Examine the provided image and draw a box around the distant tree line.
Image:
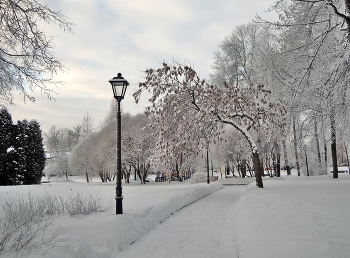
[43,112,95,181]
[44,104,155,184]
[0,108,45,185]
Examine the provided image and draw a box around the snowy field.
[1,170,350,257]
[0,177,223,258]
[235,173,350,258]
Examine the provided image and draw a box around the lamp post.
[109,73,129,215]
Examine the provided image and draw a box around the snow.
[116,185,246,258]
[6,147,15,153]
[235,174,350,258]
[0,179,223,257]
[1,171,350,257]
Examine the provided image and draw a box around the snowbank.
[0,181,223,257]
[4,172,350,258]
[235,175,350,258]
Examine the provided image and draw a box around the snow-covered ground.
[117,185,246,258]
[0,177,223,258]
[235,173,350,258]
[1,170,350,258]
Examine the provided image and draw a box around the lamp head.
[109,73,129,101]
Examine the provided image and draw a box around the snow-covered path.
[117,185,246,258]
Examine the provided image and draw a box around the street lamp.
[109,73,129,215]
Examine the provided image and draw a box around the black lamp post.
[109,73,129,215]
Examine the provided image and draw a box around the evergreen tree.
[0,109,45,185]
[0,108,14,185]
[25,120,46,184]
[15,119,29,184]
[15,119,45,184]
[6,124,18,185]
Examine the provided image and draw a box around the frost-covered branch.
[135,62,286,187]
[0,0,74,105]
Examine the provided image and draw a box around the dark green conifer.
[24,120,46,184]
[0,108,15,185]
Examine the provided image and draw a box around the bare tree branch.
[0,0,74,105]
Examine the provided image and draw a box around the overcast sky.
[8,0,277,133]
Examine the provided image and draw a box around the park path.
[117,185,246,258]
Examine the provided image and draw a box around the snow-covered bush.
[61,192,113,216]
[0,192,113,255]
[0,194,57,256]
[189,172,207,184]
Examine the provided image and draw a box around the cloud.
[9,0,278,133]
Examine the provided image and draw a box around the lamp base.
[115,196,123,215]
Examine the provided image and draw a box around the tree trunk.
[253,152,263,188]
[236,160,242,177]
[314,116,322,167]
[246,161,253,177]
[330,107,338,178]
[123,165,131,184]
[124,173,130,184]
[345,144,350,173]
[293,115,301,176]
[238,160,246,178]
[219,117,264,186]
[282,140,291,175]
[275,142,281,177]
[304,147,309,176]
[99,173,106,182]
[206,149,210,184]
[322,116,328,169]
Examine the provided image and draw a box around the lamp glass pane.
[109,75,129,99]
[113,84,124,97]
[121,85,127,97]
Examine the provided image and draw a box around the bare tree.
[44,126,60,157]
[121,113,154,184]
[134,62,287,188]
[292,0,350,39]
[0,0,73,105]
[211,23,267,87]
[257,0,350,176]
[80,112,95,139]
[69,124,115,183]
[44,127,73,179]
[215,129,252,178]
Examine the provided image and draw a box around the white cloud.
[8,0,277,132]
